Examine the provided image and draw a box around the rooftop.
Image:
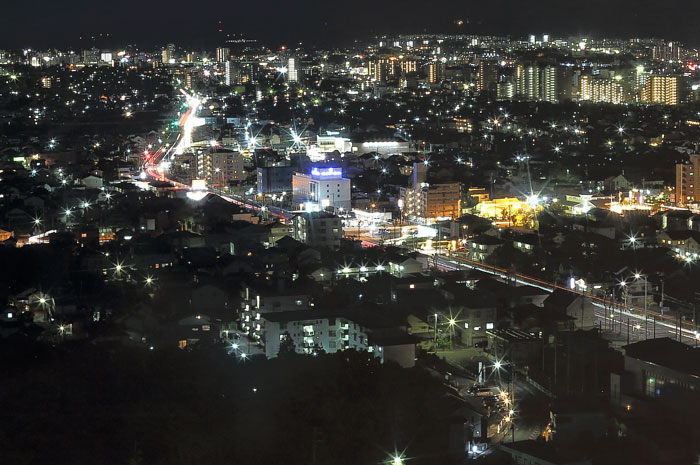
[623,337,700,377]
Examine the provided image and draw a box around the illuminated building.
[292,168,351,212]
[197,151,245,187]
[161,44,175,64]
[476,197,525,219]
[516,64,569,103]
[634,66,650,93]
[399,59,417,74]
[216,47,230,63]
[427,61,445,83]
[675,154,700,205]
[400,182,462,221]
[287,57,298,82]
[368,58,390,82]
[40,76,51,89]
[652,42,682,61]
[260,310,415,366]
[454,118,473,133]
[579,75,625,104]
[516,64,540,101]
[478,60,499,93]
[225,61,240,86]
[496,81,515,101]
[641,75,680,105]
[292,212,343,249]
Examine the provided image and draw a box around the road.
[429,252,699,345]
[142,90,293,220]
[144,90,699,347]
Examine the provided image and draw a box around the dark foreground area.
[1,340,454,465]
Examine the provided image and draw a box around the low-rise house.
[468,234,504,262]
[657,230,700,259]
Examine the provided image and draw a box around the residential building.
[427,61,445,83]
[641,75,680,105]
[260,310,417,367]
[216,47,230,63]
[468,235,504,262]
[579,75,625,104]
[400,166,461,222]
[225,61,240,86]
[293,212,343,249]
[675,154,700,205]
[478,60,499,93]
[239,282,310,341]
[197,150,245,187]
[287,56,298,82]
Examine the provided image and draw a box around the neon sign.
[311,167,342,177]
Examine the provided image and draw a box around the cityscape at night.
[2,4,700,464]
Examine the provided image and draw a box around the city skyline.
[2,0,700,48]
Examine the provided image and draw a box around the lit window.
[464,322,469,329]
[486,323,494,330]
[178,340,187,349]
[202,325,210,331]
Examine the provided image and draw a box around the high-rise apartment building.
[225,61,240,86]
[478,60,499,93]
[496,81,515,100]
[216,47,230,63]
[161,44,175,64]
[541,66,558,103]
[427,61,446,84]
[579,75,625,104]
[675,154,700,205]
[516,64,541,100]
[515,64,570,103]
[641,76,680,105]
[287,57,298,82]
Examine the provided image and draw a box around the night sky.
[2,0,698,49]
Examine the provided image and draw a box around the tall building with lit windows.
[516,64,540,100]
[287,57,298,82]
[478,59,499,93]
[641,75,680,105]
[399,59,417,74]
[427,61,445,83]
[368,58,391,82]
[515,63,570,103]
[579,75,625,104]
[216,47,230,63]
[225,61,240,86]
[675,154,700,205]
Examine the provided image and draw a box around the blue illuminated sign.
[311,167,342,177]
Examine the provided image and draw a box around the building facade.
[293,212,343,249]
[291,167,351,212]
[675,154,700,205]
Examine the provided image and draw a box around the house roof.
[544,289,579,310]
[623,337,700,377]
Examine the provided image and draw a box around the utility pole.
[644,277,648,340]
